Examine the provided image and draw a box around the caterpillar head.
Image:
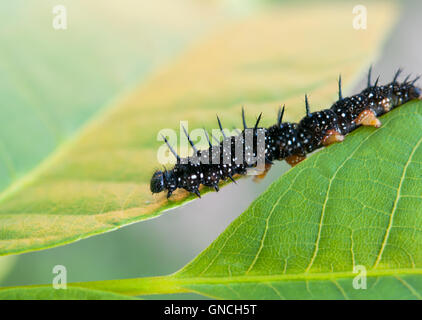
[389,82,422,106]
[150,170,165,193]
[408,85,422,100]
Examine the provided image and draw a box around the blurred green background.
[1,0,421,299]
[0,0,247,193]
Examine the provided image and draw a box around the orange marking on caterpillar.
[253,163,273,182]
[322,129,345,146]
[285,155,306,167]
[353,109,382,128]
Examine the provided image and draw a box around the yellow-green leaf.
[0,1,398,256]
[0,0,232,193]
[0,287,139,300]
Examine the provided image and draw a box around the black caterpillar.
[150,68,421,198]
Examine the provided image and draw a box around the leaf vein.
[373,135,422,268]
[305,123,387,272]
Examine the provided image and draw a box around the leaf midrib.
[2,268,422,297]
[173,267,422,284]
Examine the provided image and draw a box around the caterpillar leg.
[285,155,306,167]
[353,109,381,128]
[322,129,345,146]
[253,163,272,182]
[192,189,201,198]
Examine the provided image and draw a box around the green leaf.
[166,100,422,299]
[0,287,139,300]
[0,1,398,256]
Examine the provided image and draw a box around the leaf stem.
[71,276,187,296]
